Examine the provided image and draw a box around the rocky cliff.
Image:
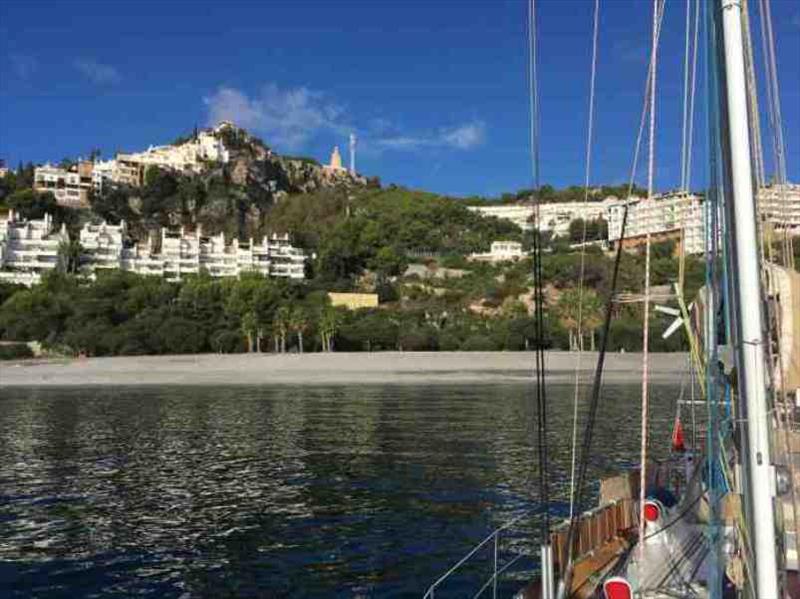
[94,124,370,242]
[214,124,367,197]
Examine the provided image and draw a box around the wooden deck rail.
[550,498,637,571]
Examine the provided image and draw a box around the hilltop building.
[33,161,95,207]
[34,122,235,201]
[91,159,117,194]
[0,212,68,286]
[758,183,800,233]
[472,185,799,257]
[0,159,8,178]
[325,146,346,172]
[0,214,308,286]
[606,192,706,254]
[109,121,233,187]
[468,200,614,237]
[469,240,525,263]
[469,205,536,232]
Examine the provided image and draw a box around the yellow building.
[328,292,379,310]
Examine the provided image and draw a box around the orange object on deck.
[671,416,686,452]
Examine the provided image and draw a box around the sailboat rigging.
[423,0,800,597]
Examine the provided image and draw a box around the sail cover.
[767,264,800,394]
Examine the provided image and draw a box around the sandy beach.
[0,351,689,387]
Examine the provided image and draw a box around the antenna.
[349,133,356,175]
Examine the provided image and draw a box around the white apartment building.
[146,227,306,281]
[758,183,800,233]
[112,122,233,187]
[32,122,235,197]
[0,212,68,285]
[80,220,127,270]
[91,160,117,194]
[469,240,525,263]
[607,192,706,254]
[469,205,535,231]
[0,215,308,286]
[33,161,94,207]
[469,200,612,237]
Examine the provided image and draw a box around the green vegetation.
[0,232,698,355]
[0,154,720,356]
[88,164,275,242]
[568,217,608,243]
[0,343,33,360]
[267,187,522,286]
[0,162,36,209]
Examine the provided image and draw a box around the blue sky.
[1,0,798,198]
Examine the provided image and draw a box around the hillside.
[0,124,372,244]
[87,125,371,242]
[0,124,750,357]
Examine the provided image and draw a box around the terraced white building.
[0,215,307,286]
[0,212,68,285]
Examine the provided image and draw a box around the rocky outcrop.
[216,124,367,198]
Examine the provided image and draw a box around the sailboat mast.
[719,0,778,595]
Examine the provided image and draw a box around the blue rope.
[704,1,726,596]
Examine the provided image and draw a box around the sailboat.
[423,0,800,597]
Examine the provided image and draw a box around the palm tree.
[318,306,342,352]
[582,290,604,351]
[276,305,291,353]
[556,287,603,351]
[556,289,580,351]
[289,307,309,353]
[57,240,83,275]
[241,310,257,353]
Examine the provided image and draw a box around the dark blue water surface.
[0,383,678,598]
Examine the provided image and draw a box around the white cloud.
[73,59,122,85]
[10,54,37,79]
[376,121,486,151]
[204,83,485,154]
[204,84,349,150]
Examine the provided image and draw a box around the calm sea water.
[0,383,680,598]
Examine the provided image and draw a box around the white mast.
[720,0,778,596]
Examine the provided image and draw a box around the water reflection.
[0,383,678,597]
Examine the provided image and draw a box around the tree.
[568,218,587,243]
[650,239,676,259]
[398,325,439,351]
[581,290,604,350]
[141,167,180,222]
[90,186,136,224]
[288,306,309,353]
[369,246,407,278]
[14,162,35,190]
[555,287,603,351]
[158,317,206,354]
[318,306,343,352]
[57,240,83,275]
[7,189,58,220]
[276,305,291,353]
[241,310,257,353]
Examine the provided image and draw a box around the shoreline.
[0,351,690,387]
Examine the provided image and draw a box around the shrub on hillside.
[0,343,34,360]
[461,335,498,351]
